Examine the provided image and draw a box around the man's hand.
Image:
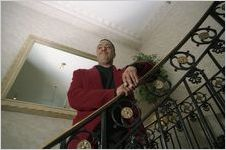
[116,84,134,96]
[122,66,139,88]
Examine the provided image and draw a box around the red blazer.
[67,63,153,148]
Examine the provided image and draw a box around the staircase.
[43,1,225,149]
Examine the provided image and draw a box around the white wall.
[141,1,213,58]
[1,111,72,149]
[1,1,138,80]
[1,2,138,149]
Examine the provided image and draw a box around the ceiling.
[17,1,169,49]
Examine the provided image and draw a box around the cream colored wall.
[1,2,138,149]
[140,1,224,102]
[1,2,137,80]
[1,111,72,149]
[141,1,213,58]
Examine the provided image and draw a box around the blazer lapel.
[89,66,103,89]
[113,66,123,88]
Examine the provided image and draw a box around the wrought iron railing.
[43,1,224,149]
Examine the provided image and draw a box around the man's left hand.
[122,66,139,88]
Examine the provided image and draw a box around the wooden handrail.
[42,93,123,148]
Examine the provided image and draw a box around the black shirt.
[95,65,127,147]
[95,65,115,89]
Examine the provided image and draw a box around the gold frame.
[1,34,97,119]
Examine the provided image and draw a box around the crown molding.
[15,1,141,49]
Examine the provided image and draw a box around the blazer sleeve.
[67,70,116,111]
[127,61,155,77]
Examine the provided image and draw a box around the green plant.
[133,52,169,103]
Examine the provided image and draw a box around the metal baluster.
[100,111,107,148]
[155,110,168,148]
[173,127,182,148]
[172,100,194,148]
[207,50,224,75]
[195,114,213,148]
[186,117,200,148]
[184,80,217,148]
[204,103,225,132]
[169,132,175,148]
[201,71,225,111]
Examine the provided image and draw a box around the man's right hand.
[116,84,134,96]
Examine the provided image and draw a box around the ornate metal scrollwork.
[146,129,155,141]
[170,51,195,71]
[214,2,225,17]
[191,26,218,46]
[186,68,203,84]
[211,77,225,91]
[159,98,175,115]
[145,76,172,97]
[154,116,169,132]
[163,131,171,142]
[194,92,207,104]
[180,102,195,114]
[167,110,180,124]
[201,102,210,111]
[175,121,183,132]
[68,130,96,149]
[124,136,143,149]
[77,139,92,149]
[111,98,141,128]
[191,26,217,46]
[189,112,198,122]
[211,39,225,54]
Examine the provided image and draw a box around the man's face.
[96,40,115,66]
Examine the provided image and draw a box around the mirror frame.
[2,34,97,119]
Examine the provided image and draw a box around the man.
[67,39,154,148]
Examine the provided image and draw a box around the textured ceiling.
[42,1,166,39]
[17,1,169,49]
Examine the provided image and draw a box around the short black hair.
[99,39,115,51]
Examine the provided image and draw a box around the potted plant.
[133,52,171,103]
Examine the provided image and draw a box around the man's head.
[96,39,116,67]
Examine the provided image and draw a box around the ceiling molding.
[16,1,142,49]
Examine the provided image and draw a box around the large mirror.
[2,35,97,118]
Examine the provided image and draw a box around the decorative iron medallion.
[194,92,207,104]
[191,26,217,46]
[77,139,92,149]
[153,79,164,89]
[167,111,179,124]
[146,77,172,97]
[211,77,225,89]
[154,116,169,132]
[111,99,140,128]
[121,107,134,119]
[170,51,195,71]
[180,102,194,114]
[177,56,188,64]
